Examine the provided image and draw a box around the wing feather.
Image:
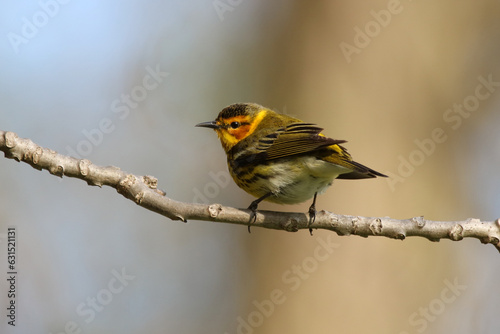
[230,121,387,179]
[255,122,346,160]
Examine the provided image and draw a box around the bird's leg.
[308,192,318,235]
[247,193,272,233]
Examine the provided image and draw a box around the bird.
[196,103,387,232]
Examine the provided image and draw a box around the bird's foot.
[308,193,318,236]
[247,200,259,233]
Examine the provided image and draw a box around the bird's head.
[196,103,269,152]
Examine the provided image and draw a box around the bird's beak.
[195,121,220,129]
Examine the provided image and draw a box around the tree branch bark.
[1,130,499,252]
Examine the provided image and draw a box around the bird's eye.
[230,122,240,129]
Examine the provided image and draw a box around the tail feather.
[336,160,387,179]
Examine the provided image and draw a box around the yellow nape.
[244,109,267,139]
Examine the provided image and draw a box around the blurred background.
[1,1,500,333]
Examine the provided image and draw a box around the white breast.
[255,156,351,204]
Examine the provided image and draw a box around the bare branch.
[1,130,499,252]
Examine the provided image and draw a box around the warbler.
[196,103,386,231]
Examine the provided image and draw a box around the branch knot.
[208,204,222,218]
[449,224,464,241]
[369,218,383,235]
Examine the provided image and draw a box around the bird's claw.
[308,203,317,236]
[247,202,258,233]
